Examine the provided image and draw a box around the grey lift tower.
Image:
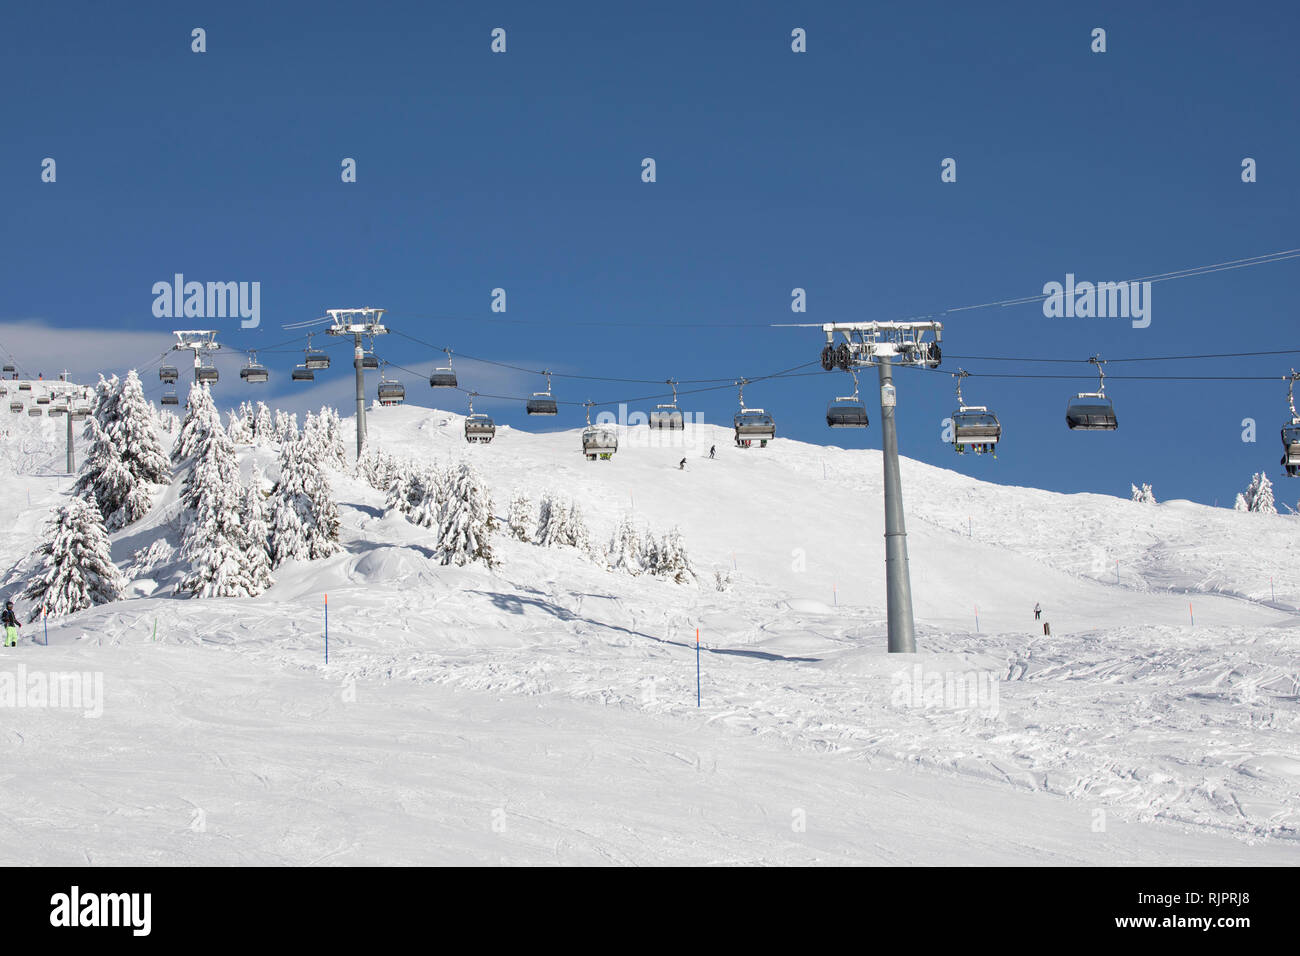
[819,321,943,652]
[325,308,388,457]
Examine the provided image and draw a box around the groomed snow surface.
[2,407,1298,865]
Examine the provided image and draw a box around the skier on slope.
[709,445,716,459]
[2,600,21,647]
[1034,602,1042,621]
[679,457,687,470]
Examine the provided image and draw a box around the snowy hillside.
[1,403,1298,865]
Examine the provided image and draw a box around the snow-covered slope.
[1,404,1297,865]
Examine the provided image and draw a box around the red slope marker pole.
[324,593,329,664]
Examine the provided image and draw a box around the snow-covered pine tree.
[22,497,124,615]
[435,461,496,566]
[171,382,221,464]
[73,417,134,526]
[90,374,121,432]
[274,409,298,444]
[406,466,445,529]
[653,528,695,584]
[385,468,414,516]
[112,370,171,487]
[567,501,592,554]
[357,447,398,491]
[640,531,661,575]
[269,435,340,565]
[301,411,325,465]
[241,463,275,593]
[158,408,179,435]
[1234,493,1249,512]
[535,493,570,547]
[321,406,347,468]
[1246,472,1277,514]
[179,421,266,598]
[606,513,643,574]
[227,408,254,445]
[1130,483,1156,504]
[252,402,274,446]
[507,491,534,542]
[304,452,342,560]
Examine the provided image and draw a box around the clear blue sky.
[2,1,1297,506]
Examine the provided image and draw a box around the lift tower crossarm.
[324,308,389,458]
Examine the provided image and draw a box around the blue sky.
[2,0,1297,506]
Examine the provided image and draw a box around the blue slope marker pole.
[324,593,329,664]
[696,628,701,707]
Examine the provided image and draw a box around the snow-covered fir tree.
[1243,472,1277,514]
[567,501,592,554]
[507,491,534,542]
[1130,483,1156,504]
[535,494,570,547]
[241,463,275,593]
[227,406,254,445]
[171,382,221,464]
[435,461,496,567]
[275,409,298,444]
[73,417,151,531]
[113,371,170,487]
[90,373,121,431]
[320,406,347,468]
[252,402,274,446]
[179,411,268,598]
[22,497,124,615]
[269,435,341,566]
[606,513,643,574]
[1234,493,1249,512]
[640,531,661,575]
[406,467,445,529]
[652,528,695,584]
[357,447,399,491]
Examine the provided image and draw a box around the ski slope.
[1,406,1298,865]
